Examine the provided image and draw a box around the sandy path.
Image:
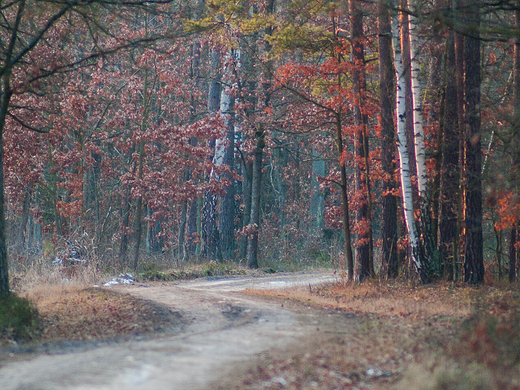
[0,272,347,390]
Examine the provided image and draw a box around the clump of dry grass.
[1,263,180,348]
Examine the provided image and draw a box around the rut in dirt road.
[0,272,347,390]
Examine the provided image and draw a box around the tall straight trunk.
[438,29,460,280]
[246,125,264,269]
[379,0,398,278]
[393,14,429,283]
[246,0,275,268]
[19,184,32,251]
[202,49,221,260]
[186,23,203,258]
[400,1,417,202]
[350,0,372,282]
[462,0,484,284]
[0,77,11,297]
[310,148,325,230]
[119,181,131,265]
[218,50,238,261]
[239,161,252,259]
[178,193,188,260]
[133,67,150,271]
[509,4,520,283]
[407,0,426,196]
[335,113,355,280]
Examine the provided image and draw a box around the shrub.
[0,293,41,342]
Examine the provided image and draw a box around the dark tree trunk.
[510,4,520,283]
[19,184,33,252]
[218,107,236,261]
[246,126,264,269]
[379,0,398,279]
[510,228,517,283]
[239,161,252,260]
[462,0,484,284]
[201,49,221,260]
[178,200,188,260]
[119,183,131,266]
[351,0,372,282]
[438,29,460,280]
[0,83,10,297]
[336,113,355,280]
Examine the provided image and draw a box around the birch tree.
[392,11,429,283]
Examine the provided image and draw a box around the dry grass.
[2,263,182,350]
[229,279,520,390]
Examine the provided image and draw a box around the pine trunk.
[438,29,460,280]
[246,126,264,269]
[462,0,484,284]
[350,0,372,282]
[379,0,398,278]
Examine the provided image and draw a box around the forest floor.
[1,270,519,389]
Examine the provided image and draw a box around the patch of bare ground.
[213,279,520,390]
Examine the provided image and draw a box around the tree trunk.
[218,50,237,261]
[239,160,252,260]
[178,199,188,260]
[438,28,460,280]
[393,13,429,283]
[510,4,520,283]
[0,78,11,297]
[133,65,150,271]
[462,0,484,284]
[310,149,325,231]
[246,125,264,269]
[350,0,372,282]
[335,113,355,280]
[379,0,398,279]
[202,49,221,260]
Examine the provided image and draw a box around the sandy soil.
[0,271,359,390]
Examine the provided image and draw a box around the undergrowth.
[0,293,40,344]
[138,261,248,281]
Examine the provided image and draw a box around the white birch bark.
[211,49,240,174]
[408,0,427,196]
[392,15,424,277]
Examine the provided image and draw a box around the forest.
[0,0,519,297]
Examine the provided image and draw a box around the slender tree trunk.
[438,28,460,280]
[509,3,520,283]
[336,113,355,280]
[510,227,517,282]
[239,160,252,260]
[310,148,325,231]
[462,0,484,284]
[246,125,264,269]
[19,184,32,252]
[379,0,398,279]
[133,67,150,271]
[350,0,372,282]
[246,0,274,268]
[0,79,11,297]
[202,49,221,260]
[218,50,238,261]
[393,14,429,283]
[178,198,188,260]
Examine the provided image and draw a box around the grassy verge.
[228,279,520,390]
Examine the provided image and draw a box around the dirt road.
[0,271,357,390]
